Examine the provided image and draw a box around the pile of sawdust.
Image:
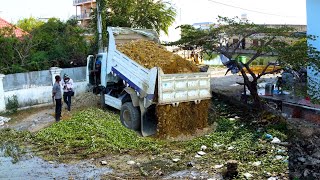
[117,40,199,74]
[72,92,100,109]
[156,100,210,138]
[118,40,210,138]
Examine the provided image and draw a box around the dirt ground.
[209,67,278,98]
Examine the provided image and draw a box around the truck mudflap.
[139,101,157,137]
[157,69,212,106]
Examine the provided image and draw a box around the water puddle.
[163,169,223,179]
[0,147,112,179]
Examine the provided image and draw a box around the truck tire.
[120,102,140,130]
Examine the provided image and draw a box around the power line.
[207,0,302,18]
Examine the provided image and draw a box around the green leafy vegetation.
[34,108,163,159]
[6,95,19,114]
[0,18,89,74]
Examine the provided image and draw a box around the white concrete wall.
[0,67,89,112]
[3,82,88,108]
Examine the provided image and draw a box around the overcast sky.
[0,0,307,41]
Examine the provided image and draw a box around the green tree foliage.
[16,17,44,32]
[90,0,176,53]
[172,16,319,108]
[101,0,176,34]
[0,18,89,74]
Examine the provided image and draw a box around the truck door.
[87,55,95,85]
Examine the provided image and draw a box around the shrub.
[6,95,19,114]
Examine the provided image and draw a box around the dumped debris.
[0,116,11,126]
[118,40,210,138]
[156,100,210,138]
[117,40,199,74]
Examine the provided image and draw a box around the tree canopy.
[16,17,44,32]
[173,16,320,107]
[0,18,89,74]
[98,0,176,34]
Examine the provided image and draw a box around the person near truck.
[61,74,74,111]
[52,75,62,122]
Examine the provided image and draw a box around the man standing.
[52,75,62,122]
[62,74,74,111]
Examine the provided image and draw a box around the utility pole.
[96,0,103,53]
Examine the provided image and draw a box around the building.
[307,0,320,100]
[0,17,28,38]
[192,22,214,30]
[73,0,96,27]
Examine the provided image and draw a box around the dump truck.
[86,27,211,136]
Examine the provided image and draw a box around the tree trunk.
[246,80,262,109]
[238,65,263,109]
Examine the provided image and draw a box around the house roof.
[0,17,28,37]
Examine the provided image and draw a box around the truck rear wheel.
[120,102,140,130]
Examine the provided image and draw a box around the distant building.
[192,22,214,30]
[0,17,28,38]
[306,0,320,100]
[228,24,306,49]
[73,0,96,27]
[241,14,248,21]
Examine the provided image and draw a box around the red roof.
[0,17,28,37]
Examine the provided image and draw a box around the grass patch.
[33,108,163,160]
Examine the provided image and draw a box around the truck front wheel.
[120,102,140,130]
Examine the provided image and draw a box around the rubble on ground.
[0,116,11,126]
[288,118,320,179]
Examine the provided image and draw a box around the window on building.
[252,39,259,47]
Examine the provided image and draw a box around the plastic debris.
[127,160,135,165]
[100,160,108,165]
[214,164,224,169]
[213,143,223,148]
[227,146,234,150]
[268,177,278,180]
[265,134,273,139]
[275,155,283,160]
[252,161,261,166]
[172,158,180,162]
[201,145,207,151]
[277,149,286,153]
[271,137,281,144]
[243,172,253,179]
[229,117,236,121]
[197,151,206,156]
[298,157,306,163]
[195,154,202,158]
